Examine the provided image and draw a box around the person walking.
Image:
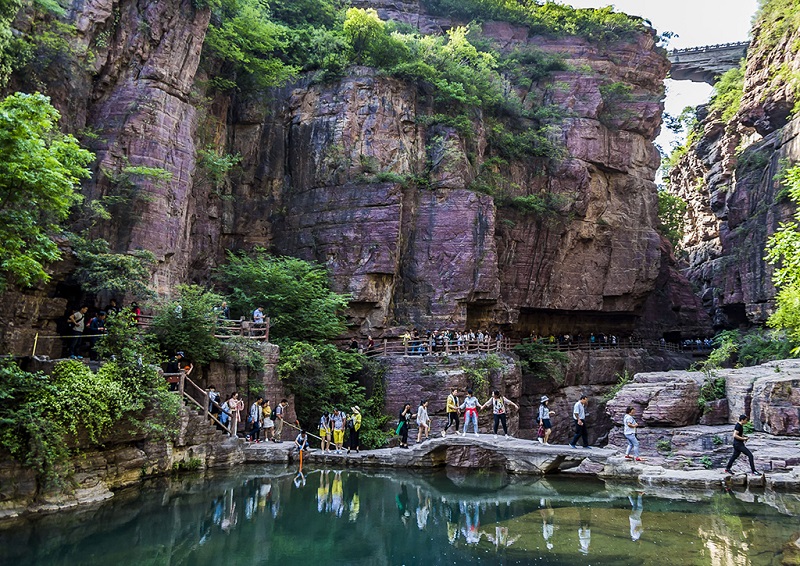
[319,411,331,453]
[347,406,362,454]
[67,305,88,358]
[482,390,518,439]
[623,406,643,461]
[416,400,431,443]
[273,399,288,442]
[569,395,591,449]
[460,389,481,436]
[442,387,461,437]
[537,396,555,445]
[724,414,759,475]
[397,404,415,448]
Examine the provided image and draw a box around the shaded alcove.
[513,308,640,338]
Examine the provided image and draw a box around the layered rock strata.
[668,7,800,327]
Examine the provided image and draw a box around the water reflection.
[1,466,799,565]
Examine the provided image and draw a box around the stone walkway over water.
[246,435,617,474]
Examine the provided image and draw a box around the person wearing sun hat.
[347,405,362,454]
[537,395,555,445]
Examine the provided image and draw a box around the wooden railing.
[165,371,239,437]
[137,315,269,341]
[359,337,693,358]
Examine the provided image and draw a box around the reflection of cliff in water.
[1,467,798,565]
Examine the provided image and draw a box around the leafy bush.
[0,313,180,480]
[656,438,672,453]
[700,455,713,469]
[512,342,569,383]
[709,61,745,123]
[657,190,688,250]
[698,376,726,413]
[459,354,507,399]
[203,0,298,90]
[70,235,156,299]
[602,369,633,402]
[419,0,645,42]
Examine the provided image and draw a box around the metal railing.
[669,41,749,55]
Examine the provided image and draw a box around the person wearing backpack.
[331,408,345,453]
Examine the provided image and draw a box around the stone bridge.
[247,435,617,475]
[668,42,749,84]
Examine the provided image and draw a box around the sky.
[564,0,759,152]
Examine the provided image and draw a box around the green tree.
[70,235,156,299]
[0,92,94,289]
[217,249,349,343]
[342,7,408,67]
[657,190,688,250]
[148,284,223,365]
[204,0,298,90]
[766,165,800,352]
[0,0,21,86]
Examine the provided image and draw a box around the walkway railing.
[359,337,694,358]
[165,370,239,437]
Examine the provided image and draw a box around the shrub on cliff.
[766,165,800,353]
[420,0,645,42]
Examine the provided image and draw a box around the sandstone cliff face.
[669,9,800,328]
[208,15,701,340]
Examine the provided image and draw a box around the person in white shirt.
[623,406,642,461]
[481,390,518,439]
[416,400,431,443]
[569,395,591,449]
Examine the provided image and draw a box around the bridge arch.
[668,41,749,84]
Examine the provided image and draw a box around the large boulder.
[605,371,702,427]
[751,374,800,436]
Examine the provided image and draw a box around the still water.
[2,465,799,565]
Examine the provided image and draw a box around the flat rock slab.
[244,435,616,475]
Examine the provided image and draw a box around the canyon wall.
[0,0,713,358]
[669,5,800,328]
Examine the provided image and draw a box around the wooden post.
[31,332,39,357]
[204,390,209,421]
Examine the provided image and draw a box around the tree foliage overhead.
[0,93,93,290]
[657,190,688,251]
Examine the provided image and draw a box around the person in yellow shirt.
[347,406,362,454]
[442,387,461,437]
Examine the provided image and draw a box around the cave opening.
[721,303,749,328]
[512,308,639,339]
